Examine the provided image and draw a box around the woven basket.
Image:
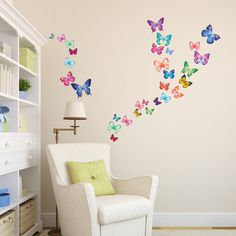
[0,210,15,236]
[19,199,35,235]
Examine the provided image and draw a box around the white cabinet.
[0,0,46,235]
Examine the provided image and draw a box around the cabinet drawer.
[0,153,18,173]
[0,136,19,152]
[18,152,37,169]
[18,136,37,151]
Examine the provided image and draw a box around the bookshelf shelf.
[19,99,38,107]
[19,64,38,78]
[0,52,18,67]
[0,91,18,101]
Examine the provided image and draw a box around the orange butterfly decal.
[159,81,170,91]
[153,57,169,72]
[171,85,184,98]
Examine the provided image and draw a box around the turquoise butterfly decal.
[156,33,172,46]
[163,69,175,79]
[160,92,171,103]
[64,57,75,68]
[65,40,75,48]
[108,121,121,133]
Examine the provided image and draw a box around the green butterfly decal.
[49,33,55,39]
[145,107,155,115]
[108,121,121,133]
[65,40,75,48]
[181,61,198,77]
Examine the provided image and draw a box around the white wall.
[14,0,236,226]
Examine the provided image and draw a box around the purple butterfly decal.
[151,43,164,55]
[194,51,210,65]
[147,17,164,33]
[153,97,162,106]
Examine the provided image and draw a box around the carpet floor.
[39,229,236,236]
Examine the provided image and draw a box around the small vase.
[19,91,27,100]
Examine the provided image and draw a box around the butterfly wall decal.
[65,40,75,48]
[159,81,170,91]
[194,51,210,65]
[64,57,75,68]
[172,85,184,98]
[179,74,192,88]
[122,115,133,126]
[151,44,164,55]
[189,41,200,50]
[153,97,162,106]
[60,71,75,86]
[133,108,142,117]
[181,61,198,77]
[201,24,220,44]
[57,34,66,43]
[69,48,78,55]
[49,33,55,39]
[142,99,149,106]
[110,134,118,142]
[163,69,175,79]
[108,121,121,133]
[160,92,171,103]
[135,99,149,110]
[147,17,164,32]
[156,33,172,46]
[154,58,169,72]
[166,47,174,55]
[145,107,154,115]
[113,114,121,122]
[71,79,92,98]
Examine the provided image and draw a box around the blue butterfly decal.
[0,106,9,114]
[156,33,172,46]
[113,114,121,122]
[160,92,171,103]
[71,79,92,98]
[64,57,75,68]
[201,24,220,44]
[163,69,175,79]
[166,47,174,55]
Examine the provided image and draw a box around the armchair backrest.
[46,143,111,186]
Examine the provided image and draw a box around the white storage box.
[0,210,15,236]
[0,42,11,58]
[19,198,35,235]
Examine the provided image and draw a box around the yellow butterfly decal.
[179,74,193,88]
[133,108,142,117]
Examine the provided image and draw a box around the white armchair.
[46,143,158,236]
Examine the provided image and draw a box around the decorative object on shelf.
[19,113,27,132]
[0,64,12,95]
[19,78,31,100]
[0,41,11,57]
[0,188,10,207]
[20,47,36,72]
[0,105,9,132]
[48,101,87,236]
[19,175,23,198]
[0,210,15,235]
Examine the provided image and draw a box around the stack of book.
[0,41,11,58]
[0,64,12,95]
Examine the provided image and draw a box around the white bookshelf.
[0,0,46,235]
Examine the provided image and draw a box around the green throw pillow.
[66,160,115,196]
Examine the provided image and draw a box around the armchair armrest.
[55,183,100,236]
[111,175,158,202]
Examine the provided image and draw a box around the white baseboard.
[153,213,236,227]
[41,212,236,228]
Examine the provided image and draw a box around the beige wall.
[14,0,236,215]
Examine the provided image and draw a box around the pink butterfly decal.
[171,85,184,98]
[69,48,78,55]
[142,99,149,106]
[154,58,169,72]
[135,101,144,110]
[110,134,118,142]
[57,34,66,43]
[194,51,210,65]
[122,115,133,126]
[151,44,164,55]
[159,81,170,91]
[189,41,200,50]
[60,71,75,86]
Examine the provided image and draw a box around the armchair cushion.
[96,194,151,225]
[66,160,115,196]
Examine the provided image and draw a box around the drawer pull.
[5,142,10,148]
[3,216,14,224]
[28,155,33,160]
[5,160,12,165]
[27,141,33,146]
